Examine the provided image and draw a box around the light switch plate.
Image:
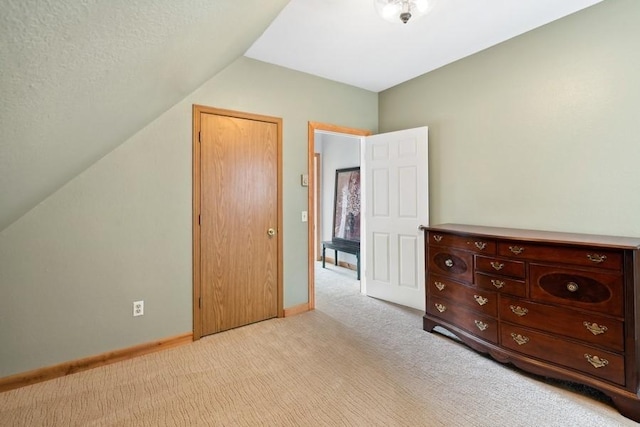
[301,174,309,187]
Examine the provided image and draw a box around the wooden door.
[363,127,429,310]
[194,106,282,337]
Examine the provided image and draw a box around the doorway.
[307,122,371,309]
[308,123,429,312]
[193,106,283,340]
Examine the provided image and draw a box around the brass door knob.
[267,228,276,236]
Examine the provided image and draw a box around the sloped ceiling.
[246,0,602,92]
[1,0,603,232]
[0,0,289,232]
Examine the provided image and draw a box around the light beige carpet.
[0,263,636,426]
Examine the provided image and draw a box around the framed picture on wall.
[332,167,361,243]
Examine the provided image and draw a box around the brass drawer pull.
[474,295,489,306]
[491,279,505,289]
[434,281,446,291]
[435,303,447,313]
[474,320,488,331]
[566,282,579,292]
[585,354,609,369]
[490,261,504,271]
[474,241,487,250]
[444,259,454,268]
[587,254,607,263]
[509,246,525,255]
[433,235,443,243]
[510,305,528,317]
[584,321,608,335]
[510,333,529,345]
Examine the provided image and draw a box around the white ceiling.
[0,0,604,232]
[245,0,602,92]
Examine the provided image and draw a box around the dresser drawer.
[501,324,625,386]
[530,264,624,317]
[428,296,498,344]
[428,274,497,316]
[475,272,526,298]
[428,231,496,254]
[497,242,623,271]
[500,297,624,352]
[428,247,474,282]
[475,256,525,278]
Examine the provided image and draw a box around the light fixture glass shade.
[374,0,430,24]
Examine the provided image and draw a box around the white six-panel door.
[362,127,428,310]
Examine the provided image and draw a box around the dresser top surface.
[427,224,640,249]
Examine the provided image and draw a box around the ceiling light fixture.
[374,0,430,24]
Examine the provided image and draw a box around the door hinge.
[198,131,201,143]
[198,214,201,225]
[199,297,201,309]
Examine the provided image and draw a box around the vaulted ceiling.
[0,0,290,232]
[0,0,601,232]
[246,0,602,92]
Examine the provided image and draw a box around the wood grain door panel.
[200,113,278,335]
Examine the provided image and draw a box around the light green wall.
[5,0,635,380]
[0,57,377,377]
[380,0,640,237]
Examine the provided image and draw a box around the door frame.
[314,153,322,261]
[193,105,284,340]
[307,122,371,309]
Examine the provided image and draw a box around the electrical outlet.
[133,300,144,317]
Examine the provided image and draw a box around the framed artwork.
[332,167,361,243]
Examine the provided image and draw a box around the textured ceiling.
[0,0,289,231]
[1,0,603,232]
[246,0,602,92]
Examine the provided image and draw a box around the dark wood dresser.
[423,224,640,422]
